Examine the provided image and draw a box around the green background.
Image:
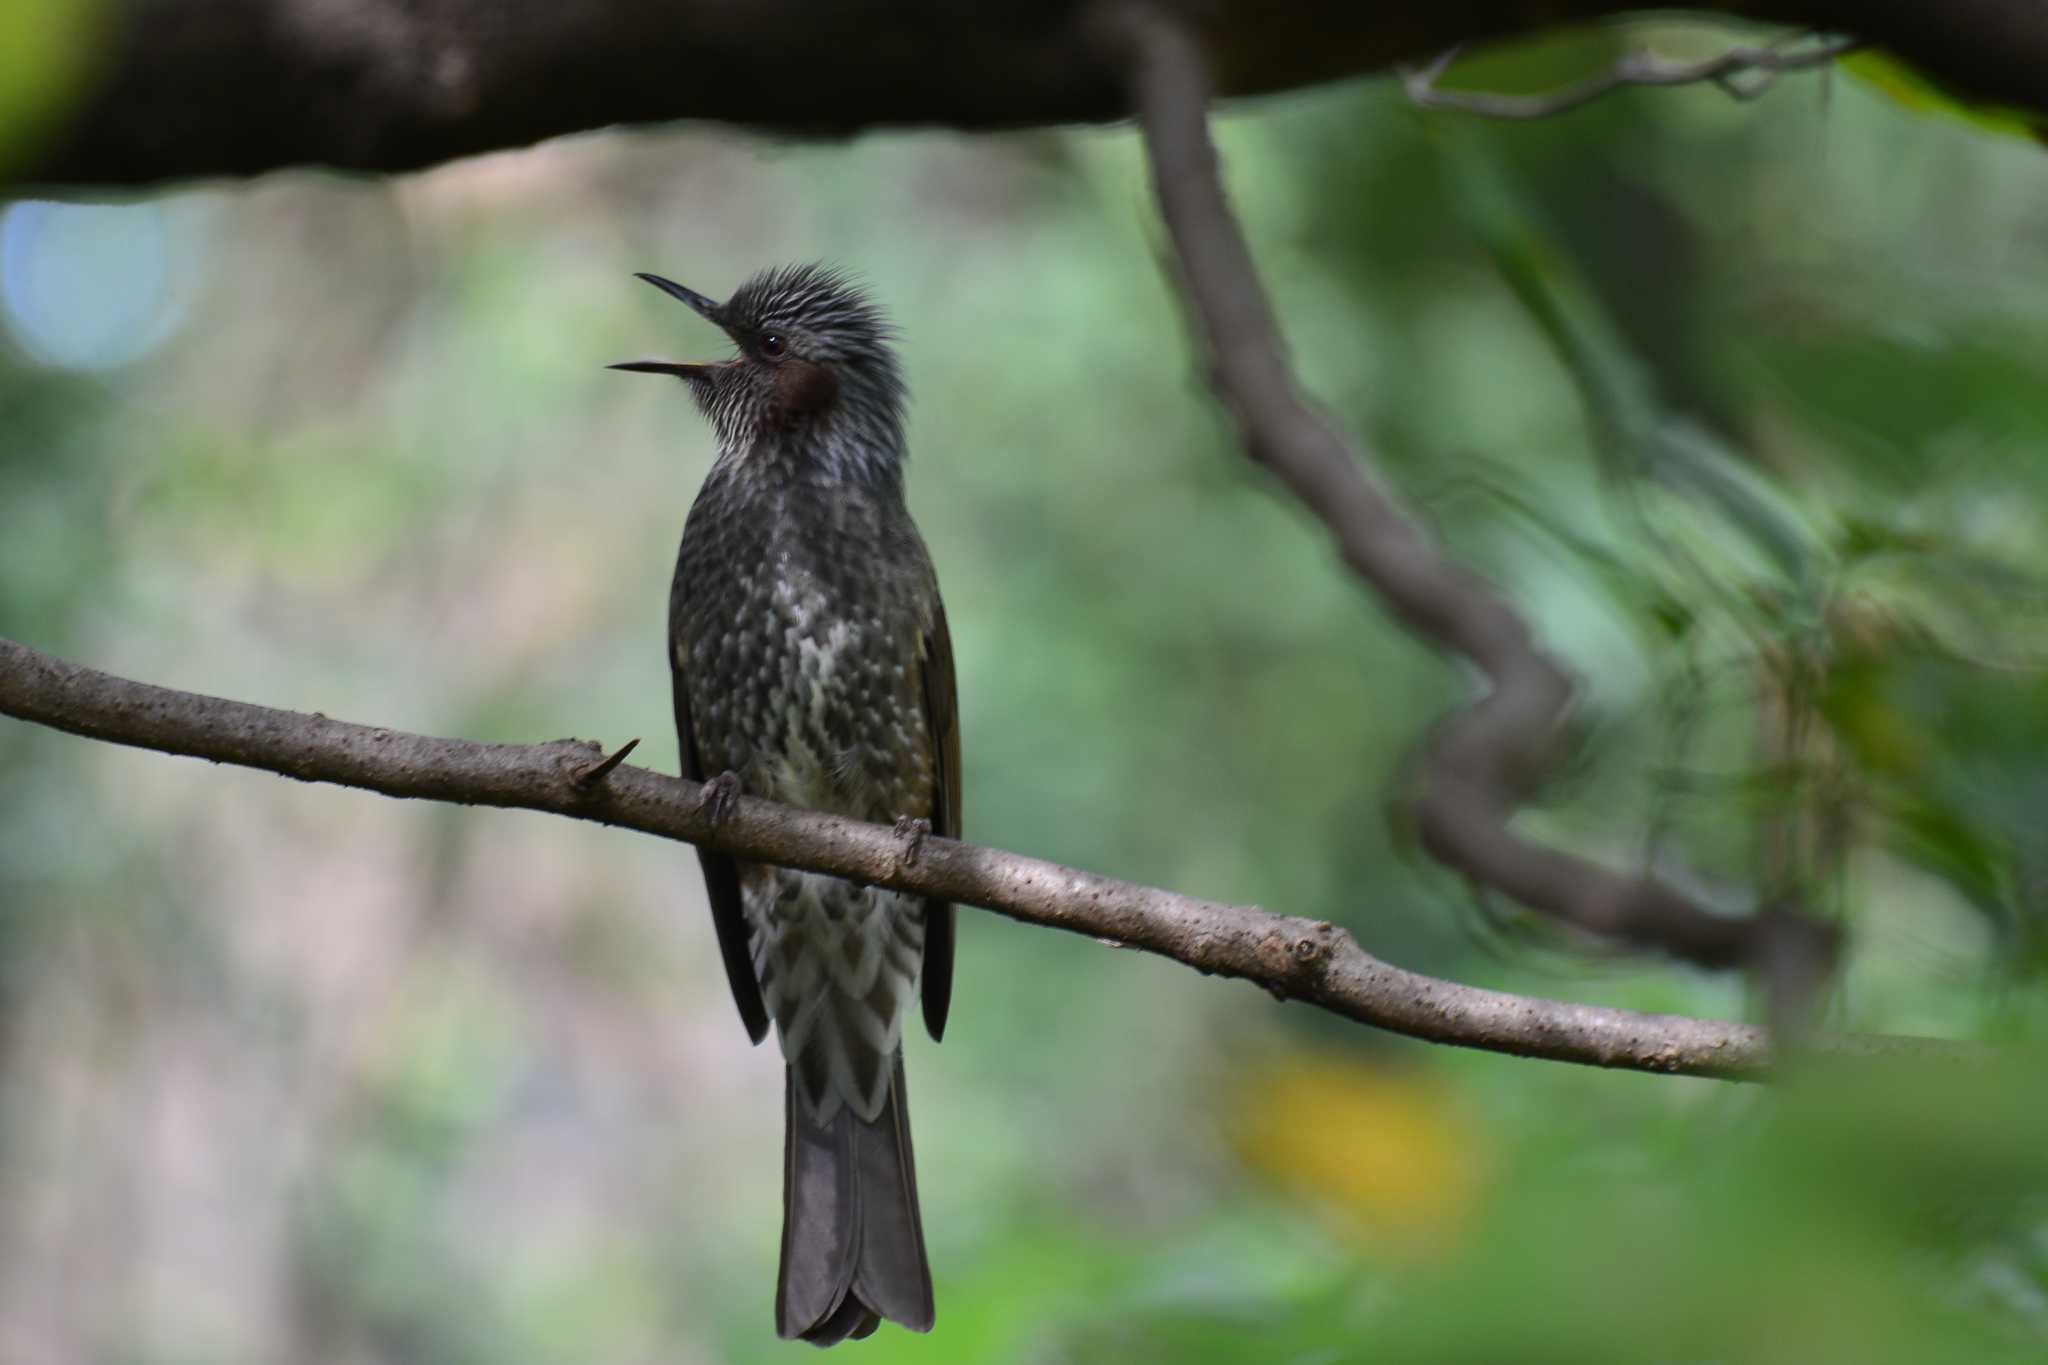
[3,19,2047,1364]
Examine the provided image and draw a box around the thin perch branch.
[1106,2,1838,975]
[0,637,1974,1078]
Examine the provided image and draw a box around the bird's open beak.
[608,358,716,378]
[608,272,729,379]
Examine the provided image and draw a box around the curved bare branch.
[1105,1,1840,980]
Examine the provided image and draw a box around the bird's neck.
[713,412,906,502]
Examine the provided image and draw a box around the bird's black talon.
[700,770,742,826]
[892,815,931,868]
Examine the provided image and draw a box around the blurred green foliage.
[0,0,101,177]
[2,16,2048,1365]
[1843,49,2048,149]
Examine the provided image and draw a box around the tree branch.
[1107,1,1839,980]
[15,1,2048,190]
[1400,33,1864,120]
[0,636,1972,1078]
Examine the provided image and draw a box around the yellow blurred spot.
[1228,1052,1482,1258]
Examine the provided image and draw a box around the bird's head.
[611,264,906,475]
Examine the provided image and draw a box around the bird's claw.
[892,815,932,868]
[701,771,742,827]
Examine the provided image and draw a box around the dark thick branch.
[1109,2,1837,977]
[17,0,2048,189]
[0,636,1971,1078]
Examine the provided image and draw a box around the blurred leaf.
[0,0,103,175]
[1843,50,2048,148]
[1822,636,2048,951]
[1746,329,2048,489]
[1362,1055,2048,1363]
[1422,26,1631,99]
[1881,792,2014,920]
[1446,133,1824,591]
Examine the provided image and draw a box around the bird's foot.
[892,815,932,868]
[700,771,742,827]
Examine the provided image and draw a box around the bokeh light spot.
[0,198,187,370]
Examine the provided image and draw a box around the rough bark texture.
[0,637,1976,1079]
[16,1,2048,190]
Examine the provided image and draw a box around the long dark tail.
[777,1050,934,1345]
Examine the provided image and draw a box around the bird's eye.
[758,333,787,359]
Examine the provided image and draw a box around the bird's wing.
[673,644,771,1044]
[918,588,961,1041]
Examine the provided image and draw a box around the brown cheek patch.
[773,359,839,422]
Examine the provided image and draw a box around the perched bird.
[612,265,959,1345]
